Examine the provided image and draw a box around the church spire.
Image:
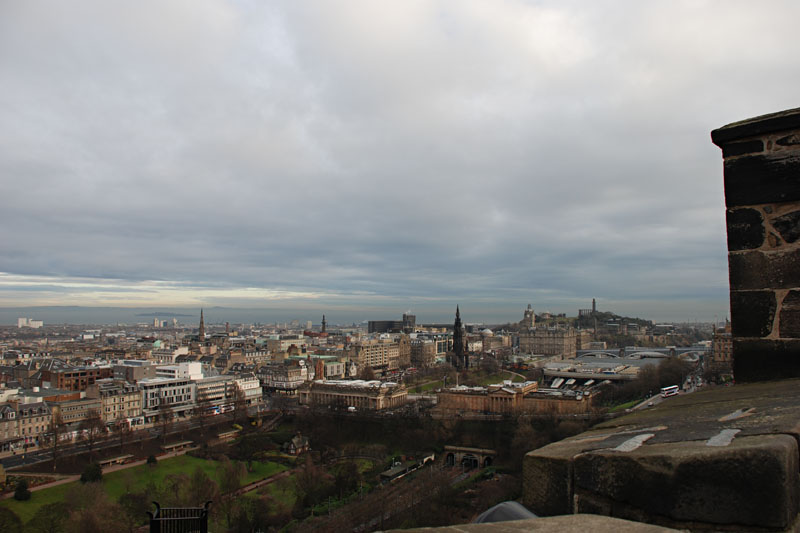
[198,309,205,340]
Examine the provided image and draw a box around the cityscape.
[0,302,731,531]
[2,1,800,532]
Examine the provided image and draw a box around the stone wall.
[711,108,800,381]
[521,394,594,415]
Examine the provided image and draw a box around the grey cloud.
[1,0,795,322]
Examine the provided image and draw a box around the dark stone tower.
[198,309,205,340]
[712,107,800,381]
[321,315,327,333]
[452,306,468,369]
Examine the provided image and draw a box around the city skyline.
[0,301,719,327]
[3,2,799,321]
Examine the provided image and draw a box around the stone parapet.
[523,379,800,531]
[386,514,681,532]
[712,108,800,381]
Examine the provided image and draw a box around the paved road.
[503,369,527,382]
[2,407,277,470]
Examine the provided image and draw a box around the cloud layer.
[2,1,798,323]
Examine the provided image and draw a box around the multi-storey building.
[139,377,195,423]
[257,363,308,395]
[113,360,157,383]
[266,336,307,354]
[39,362,113,391]
[349,339,400,373]
[518,327,577,359]
[233,373,262,406]
[152,346,189,364]
[0,404,18,452]
[410,339,436,367]
[396,334,411,368]
[194,375,236,413]
[49,397,102,426]
[437,381,539,413]
[297,380,408,410]
[437,381,593,415]
[16,401,50,448]
[86,380,143,426]
[711,321,733,377]
[156,362,203,380]
[242,349,269,365]
[572,330,590,350]
[322,360,346,379]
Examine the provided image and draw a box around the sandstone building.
[297,379,408,410]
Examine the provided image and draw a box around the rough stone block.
[723,154,800,207]
[386,514,682,532]
[780,290,800,338]
[729,290,776,338]
[734,339,800,382]
[572,435,799,529]
[777,134,800,146]
[728,249,800,290]
[712,107,800,146]
[722,139,764,158]
[523,443,575,516]
[726,208,765,250]
[771,209,800,244]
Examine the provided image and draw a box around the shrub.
[147,454,158,466]
[14,479,31,501]
[80,462,103,483]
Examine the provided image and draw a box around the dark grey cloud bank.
[1,1,798,323]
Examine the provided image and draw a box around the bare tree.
[26,501,68,533]
[112,414,131,452]
[231,385,247,426]
[79,408,107,461]
[45,410,66,472]
[158,397,174,443]
[194,396,212,435]
[358,365,376,381]
[216,458,246,529]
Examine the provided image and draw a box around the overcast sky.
[1,1,798,324]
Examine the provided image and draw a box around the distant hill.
[135,312,193,317]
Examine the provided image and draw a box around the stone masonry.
[523,379,800,531]
[712,108,800,381]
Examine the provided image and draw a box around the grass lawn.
[475,372,520,386]
[1,455,286,524]
[1,481,73,524]
[418,380,443,392]
[609,399,641,412]
[353,458,374,473]
[507,371,525,382]
[249,473,296,510]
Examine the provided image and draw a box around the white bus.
[661,385,679,398]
